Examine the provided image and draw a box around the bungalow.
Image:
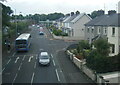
[85,11,120,56]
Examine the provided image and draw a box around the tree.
[77,40,90,53]
[90,10,104,19]
[93,38,110,56]
[86,38,111,73]
[2,3,13,27]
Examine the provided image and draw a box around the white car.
[39,52,50,66]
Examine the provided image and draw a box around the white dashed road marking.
[7,59,11,65]
[31,72,35,85]
[12,52,16,57]
[52,60,55,66]
[55,69,60,82]
[12,73,18,85]
[15,57,19,63]
[51,54,53,58]
[22,55,26,61]
[18,63,22,71]
[2,68,5,72]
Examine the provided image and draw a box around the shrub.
[61,32,68,36]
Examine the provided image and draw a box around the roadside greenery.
[68,38,119,73]
[50,26,68,36]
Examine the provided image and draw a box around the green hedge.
[52,29,68,36]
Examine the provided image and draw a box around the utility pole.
[15,9,17,37]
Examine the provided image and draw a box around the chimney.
[76,11,80,15]
[108,10,116,15]
[71,12,74,16]
[66,13,70,16]
[97,10,105,16]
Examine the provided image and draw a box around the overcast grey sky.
[2,0,120,15]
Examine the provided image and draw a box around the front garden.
[49,25,68,36]
[67,38,120,73]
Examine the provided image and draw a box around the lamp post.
[15,9,18,37]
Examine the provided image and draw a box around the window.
[92,29,94,33]
[98,28,100,34]
[87,28,89,33]
[104,28,107,34]
[110,44,115,53]
[112,27,115,36]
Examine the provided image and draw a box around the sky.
[2,0,120,15]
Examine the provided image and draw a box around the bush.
[61,32,68,36]
[53,29,61,36]
[86,50,110,73]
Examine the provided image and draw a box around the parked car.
[38,52,50,66]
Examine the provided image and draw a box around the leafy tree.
[77,40,90,53]
[2,3,13,27]
[93,38,110,56]
[86,38,111,73]
[90,11,98,19]
[90,10,104,19]
[47,13,64,20]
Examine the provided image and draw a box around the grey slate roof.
[71,13,85,23]
[65,14,77,23]
[71,13,92,23]
[63,16,71,23]
[85,13,120,27]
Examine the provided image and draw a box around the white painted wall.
[107,27,119,56]
[72,15,91,39]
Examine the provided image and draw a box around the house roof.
[71,13,92,23]
[63,16,71,23]
[85,13,120,27]
[65,14,77,23]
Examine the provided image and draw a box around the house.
[62,11,92,40]
[70,13,92,39]
[85,11,120,56]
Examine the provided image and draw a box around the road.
[2,25,95,84]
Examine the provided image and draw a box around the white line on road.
[22,55,26,61]
[55,69,60,82]
[34,62,36,69]
[28,56,33,62]
[31,72,35,85]
[51,54,53,58]
[7,59,11,65]
[18,63,22,71]
[15,57,19,63]
[2,68,5,72]
[12,73,18,85]
[52,60,55,66]
[12,52,16,57]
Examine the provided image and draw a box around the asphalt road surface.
[2,25,95,85]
